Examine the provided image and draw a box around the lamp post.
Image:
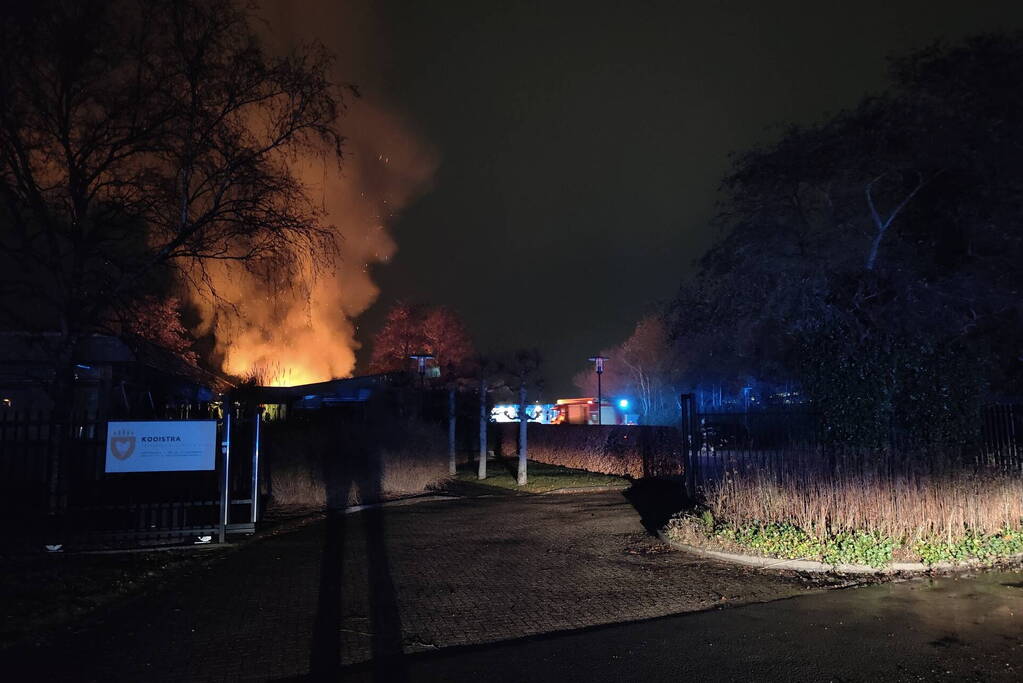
[409,353,434,390]
[409,353,434,419]
[587,355,608,425]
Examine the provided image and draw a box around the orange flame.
[188,2,438,387]
[191,100,437,387]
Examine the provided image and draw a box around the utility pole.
[409,353,434,418]
[517,382,528,486]
[448,385,457,475]
[588,356,608,425]
[478,378,487,480]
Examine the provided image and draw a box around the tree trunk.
[448,387,457,475]
[478,379,487,480]
[517,383,528,486]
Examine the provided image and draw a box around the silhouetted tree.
[672,33,1023,445]
[369,303,475,376]
[471,354,505,481]
[497,349,543,485]
[0,0,348,406]
[120,296,198,366]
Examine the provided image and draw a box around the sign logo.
[109,429,137,460]
[105,420,216,472]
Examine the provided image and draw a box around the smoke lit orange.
[190,102,437,387]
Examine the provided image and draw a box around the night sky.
[292,0,1023,396]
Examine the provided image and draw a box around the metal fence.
[0,407,262,549]
[680,401,1023,493]
[980,403,1022,469]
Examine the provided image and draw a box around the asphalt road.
[342,572,1023,682]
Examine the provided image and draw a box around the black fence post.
[250,406,261,526]
[679,393,698,500]
[219,401,232,544]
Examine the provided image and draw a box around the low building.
[0,332,232,419]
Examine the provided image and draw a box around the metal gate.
[0,403,264,549]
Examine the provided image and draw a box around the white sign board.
[105,420,217,473]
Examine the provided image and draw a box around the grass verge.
[672,455,1023,569]
[664,511,1023,568]
[455,458,630,494]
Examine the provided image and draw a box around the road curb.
[341,494,461,514]
[657,532,1023,575]
[540,485,629,495]
[240,493,465,545]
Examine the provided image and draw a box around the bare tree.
[573,317,678,424]
[0,0,347,406]
[864,171,929,271]
[369,303,475,375]
[470,355,506,480]
[500,349,542,486]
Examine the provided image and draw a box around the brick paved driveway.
[4,490,827,681]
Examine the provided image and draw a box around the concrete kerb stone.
[342,494,460,515]
[258,492,464,535]
[540,485,630,495]
[657,531,1023,575]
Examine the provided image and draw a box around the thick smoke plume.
[190,1,437,386]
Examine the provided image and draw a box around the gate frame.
[679,393,701,499]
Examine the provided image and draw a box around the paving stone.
[2,492,821,681]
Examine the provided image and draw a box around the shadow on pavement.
[620,478,687,535]
[305,419,409,682]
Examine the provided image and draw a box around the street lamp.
[587,355,608,425]
[409,353,434,390]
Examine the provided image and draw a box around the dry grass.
[269,466,327,508]
[704,453,1023,542]
[265,419,450,509]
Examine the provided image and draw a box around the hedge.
[492,423,684,479]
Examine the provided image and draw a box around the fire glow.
[191,103,436,387]
[189,5,437,387]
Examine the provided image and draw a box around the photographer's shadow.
[307,420,408,681]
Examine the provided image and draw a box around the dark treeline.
[660,34,1023,446]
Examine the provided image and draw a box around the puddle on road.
[793,571,1023,656]
[683,570,1023,678]
[844,572,1023,630]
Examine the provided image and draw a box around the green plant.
[914,528,1023,565]
[728,522,823,561]
[821,530,896,568]
[700,509,715,530]
[664,510,1023,568]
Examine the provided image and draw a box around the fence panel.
[0,409,236,548]
[980,404,1021,471]
[690,404,1023,492]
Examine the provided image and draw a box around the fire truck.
[551,397,635,425]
